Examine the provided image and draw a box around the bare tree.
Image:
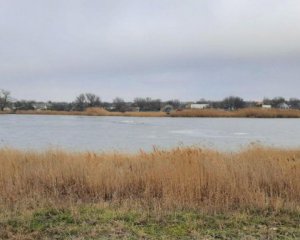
[85,93,101,107]
[113,97,127,112]
[74,93,102,111]
[289,98,300,109]
[134,97,161,111]
[0,89,11,111]
[221,96,245,110]
[165,99,181,109]
[74,94,87,111]
[270,97,286,108]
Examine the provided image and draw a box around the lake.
[0,115,299,152]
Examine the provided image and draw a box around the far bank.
[2,107,300,118]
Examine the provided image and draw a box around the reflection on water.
[0,115,299,152]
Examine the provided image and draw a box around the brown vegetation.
[170,108,300,118]
[87,107,167,117]
[15,107,167,117]
[1,107,299,118]
[0,146,299,212]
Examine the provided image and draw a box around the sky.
[1,0,300,102]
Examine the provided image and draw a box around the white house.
[190,103,210,109]
[262,104,272,109]
[3,107,12,111]
[32,103,49,111]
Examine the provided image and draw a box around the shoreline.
[1,107,300,118]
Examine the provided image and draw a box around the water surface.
[0,115,299,152]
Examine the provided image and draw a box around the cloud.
[0,0,300,101]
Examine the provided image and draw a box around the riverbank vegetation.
[13,107,167,117]
[3,107,300,118]
[1,146,300,239]
[0,146,299,238]
[170,108,300,118]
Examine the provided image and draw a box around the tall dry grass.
[85,107,166,117]
[8,107,300,118]
[170,108,300,118]
[0,146,299,212]
[14,107,166,117]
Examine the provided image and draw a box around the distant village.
[1,89,300,113]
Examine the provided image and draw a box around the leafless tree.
[113,97,127,112]
[134,97,161,111]
[0,89,11,111]
[74,94,87,111]
[74,93,101,111]
[221,96,245,110]
[85,93,101,107]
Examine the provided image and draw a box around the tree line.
[1,89,300,112]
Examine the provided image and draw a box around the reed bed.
[0,146,299,212]
[85,107,166,117]
[15,107,167,117]
[4,107,300,118]
[170,108,300,118]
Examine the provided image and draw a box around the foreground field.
[1,206,299,239]
[0,146,299,239]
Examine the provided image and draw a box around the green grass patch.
[0,206,299,239]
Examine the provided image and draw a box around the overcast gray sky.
[1,0,300,102]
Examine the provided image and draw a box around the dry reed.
[0,146,299,212]
[4,107,300,118]
[170,108,300,118]
[14,107,166,117]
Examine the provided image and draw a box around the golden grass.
[4,107,300,118]
[170,108,300,118]
[15,107,167,117]
[0,146,299,212]
[15,110,86,116]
